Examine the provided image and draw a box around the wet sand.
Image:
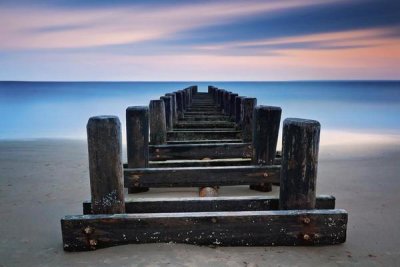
[1,139,400,266]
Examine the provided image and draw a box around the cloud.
[0,0,339,50]
[0,0,399,80]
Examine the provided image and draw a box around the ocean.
[1,81,399,141]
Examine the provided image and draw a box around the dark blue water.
[0,81,399,139]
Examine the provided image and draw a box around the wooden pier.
[61,85,348,251]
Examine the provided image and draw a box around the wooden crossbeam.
[174,121,236,128]
[124,165,281,187]
[149,143,252,160]
[166,139,243,144]
[148,158,252,167]
[61,209,348,251]
[83,195,336,214]
[167,130,241,141]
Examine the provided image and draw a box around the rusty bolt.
[155,148,160,153]
[89,239,97,246]
[263,172,269,177]
[156,154,160,158]
[303,234,311,241]
[84,226,93,234]
[302,217,311,224]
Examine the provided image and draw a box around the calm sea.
[0,81,399,139]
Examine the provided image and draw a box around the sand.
[1,139,400,267]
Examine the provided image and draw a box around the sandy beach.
[1,138,400,267]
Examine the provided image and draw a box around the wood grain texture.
[242,98,257,142]
[149,143,252,160]
[86,116,125,214]
[83,195,336,214]
[167,130,241,141]
[124,165,281,187]
[149,100,167,145]
[160,96,173,131]
[126,107,149,193]
[250,106,282,192]
[62,209,347,251]
[280,118,321,210]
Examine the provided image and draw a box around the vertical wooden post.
[176,91,184,119]
[242,97,257,142]
[126,107,150,193]
[229,93,238,118]
[218,90,225,110]
[235,96,245,124]
[279,118,320,210]
[250,106,282,192]
[213,87,218,103]
[149,100,167,145]
[180,90,187,111]
[87,116,125,214]
[184,88,189,109]
[166,93,177,124]
[160,96,173,131]
[208,85,212,94]
[193,85,198,94]
[223,91,230,115]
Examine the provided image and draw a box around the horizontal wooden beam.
[174,121,236,128]
[124,165,281,187]
[149,143,252,160]
[181,116,232,121]
[62,209,347,251]
[83,195,336,214]
[172,128,237,132]
[166,139,243,144]
[167,130,241,141]
[148,158,252,167]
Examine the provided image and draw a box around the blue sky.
[0,0,399,80]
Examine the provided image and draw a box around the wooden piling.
[165,93,177,124]
[279,118,320,210]
[218,90,225,110]
[160,96,173,131]
[149,100,167,145]
[235,96,245,124]
[175,91,184,119]
[250,106,282,192]
[126,107,150,193]
[242,98,257,142]
[229,93,238,118]
[86,116,125,214]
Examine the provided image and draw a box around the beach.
[1,138,400,267]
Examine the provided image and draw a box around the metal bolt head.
[303,234,311,241]
[84,226,93,234]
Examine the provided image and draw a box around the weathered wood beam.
[124,165,281,187]
[166,139,243,144]
[174,121,236,129]
[149,143,252,160]
[83,195,336,214]
[167,130,241,141]
[62,209,347,251]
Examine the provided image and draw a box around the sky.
[0,0,399,81]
